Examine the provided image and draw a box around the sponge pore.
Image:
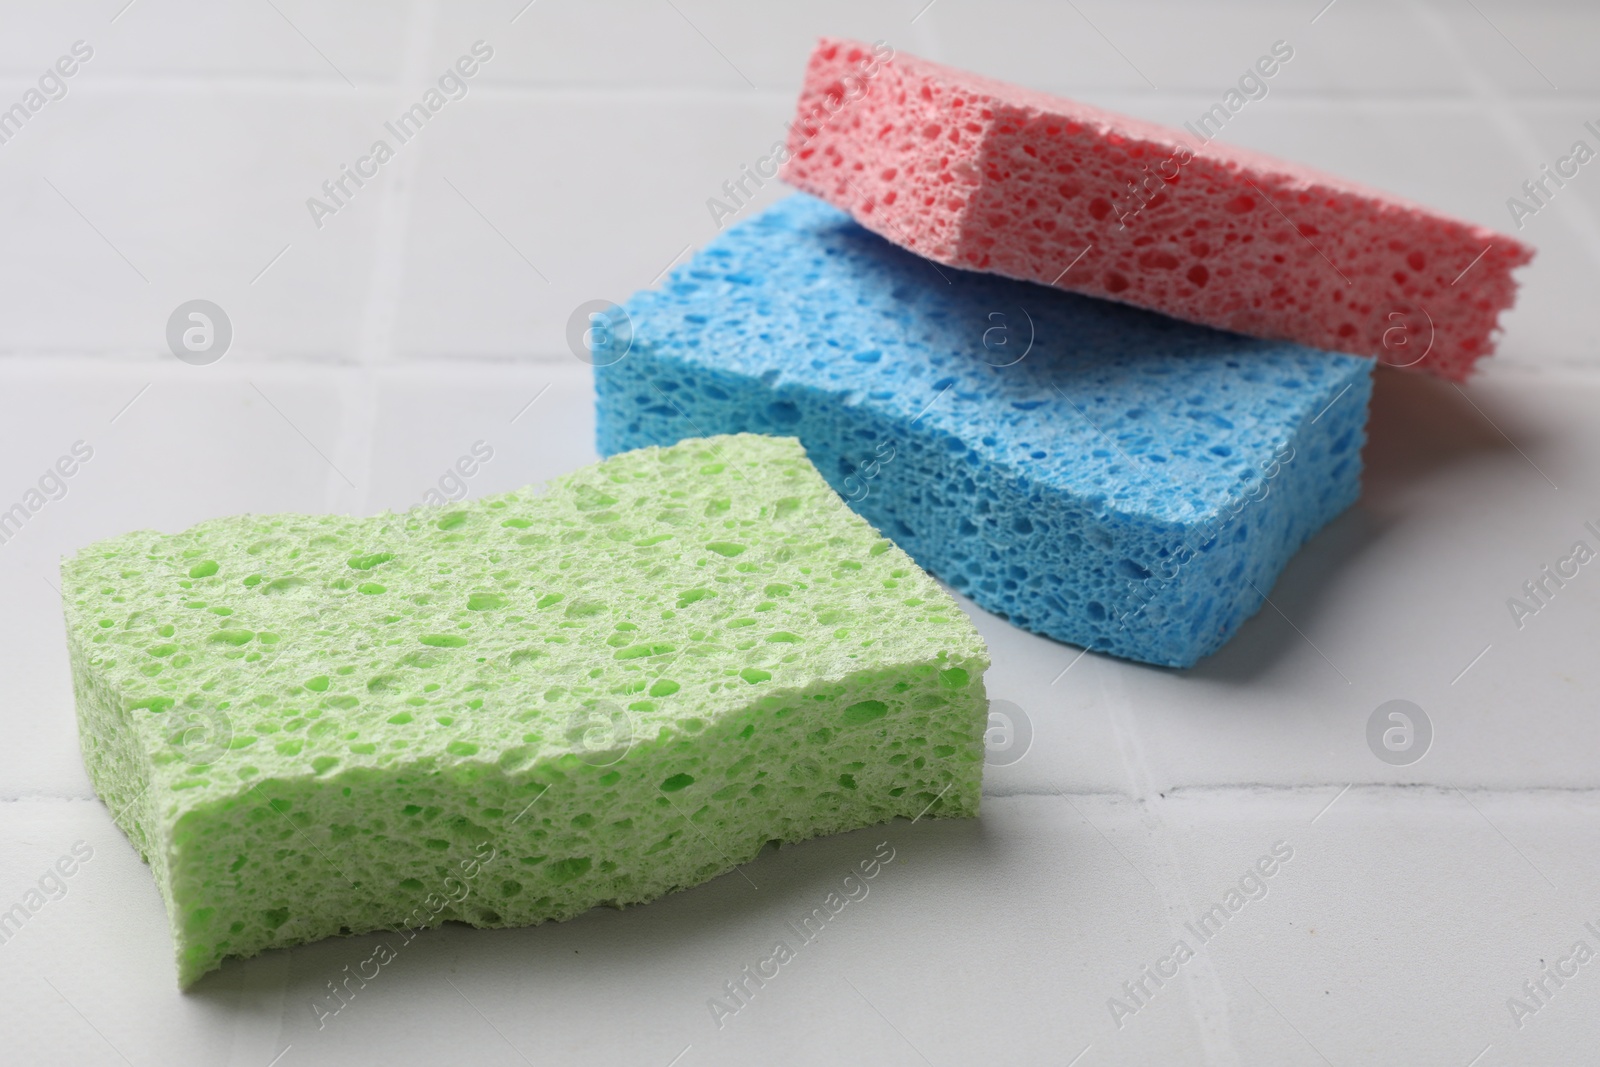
[595,194,1374,668]
[61,434,989,987]
[782,37,1533,381]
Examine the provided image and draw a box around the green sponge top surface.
[62,434,984,819]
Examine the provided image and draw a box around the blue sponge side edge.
[595,352,1372,668]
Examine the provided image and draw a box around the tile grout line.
[5,351,1600,379]
[338,0,442,515]
[1092,660,1244,1067]
[222,947,292,1067]
[12,70,1600,106]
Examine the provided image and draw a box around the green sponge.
[61,434,990,987]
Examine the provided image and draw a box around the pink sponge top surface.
[782,38,1535,380]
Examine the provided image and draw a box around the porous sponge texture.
[782,38,1534,381]
[61,434,989,987]
[595,194,1374,667]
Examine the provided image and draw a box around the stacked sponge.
[596,38,1531,661]
[596,195,1371,667]
[782,38,1533,381]
[62,434,989,985]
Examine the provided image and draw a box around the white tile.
[1085,368,1600,794]
[0,88,390,360]
[363,363,598,513]
[1424,0,1591,98]
[0,0,409,85]
[391,93,794,359]
[922,0,1470,98]
[1490,223,1600,370]
[427,0,928,92]
[1158,788,1595,1067]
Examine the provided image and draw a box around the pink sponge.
[782,38,1534,380]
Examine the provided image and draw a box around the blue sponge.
[594,194,1373,667]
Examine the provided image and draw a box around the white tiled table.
[1,2,1596,1064]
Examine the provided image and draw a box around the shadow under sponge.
[594,194,1375,667]
[60,433,989,987]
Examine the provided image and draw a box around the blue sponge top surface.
[612,194,1369,526]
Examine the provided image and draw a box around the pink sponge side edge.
[782,37,1536,380]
